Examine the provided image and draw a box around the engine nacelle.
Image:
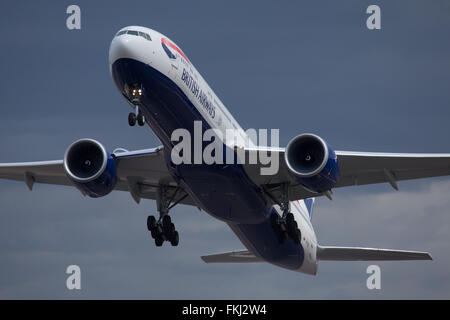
[63,139,117,198]
[284,133,340,193]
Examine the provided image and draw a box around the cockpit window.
[138,31,152,41]
[116,29,152,41]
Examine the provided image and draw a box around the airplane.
[2,25,449,275]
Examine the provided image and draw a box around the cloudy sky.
[0,0,450,299]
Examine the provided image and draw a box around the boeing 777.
[2,26,448,275]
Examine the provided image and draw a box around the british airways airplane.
[2,26,449,275]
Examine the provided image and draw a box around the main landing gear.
[147,186,188,247]
[267,183,302,244]
[147,215,179,247]
[271,212,301,245]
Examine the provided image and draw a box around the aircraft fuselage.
[109,26,318,274]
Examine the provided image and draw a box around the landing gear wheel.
[288,220,298,238]
[147,185,187,247]
[271,213,286,244]
[294,229,301,244]
[170,231,179,246]
[137,112,145,126]
[128,112,136,126]
[277,229,287,244]
[285,212,295,226]
[163,220,175,235]
[162,215,171,225]
[147,216,156,232]
[162,215,172,229]
[155,236,163,247]
[285,212,298,239]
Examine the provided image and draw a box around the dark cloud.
[1,0,450,298]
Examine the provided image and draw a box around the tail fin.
[303,198,315,220]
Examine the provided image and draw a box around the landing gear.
[146,186,188,247]
[125,83,145,127]
[147,214,179,246]
[271,211,302,245]
[128,106,145,127]
[285,212,301,244]
[267,183,302,244]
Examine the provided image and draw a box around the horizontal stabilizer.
[317,245,432,261]
[201,250,263,263]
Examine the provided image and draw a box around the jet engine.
[284,133,340,193]
[63,139,117,198]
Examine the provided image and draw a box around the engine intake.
[284,133,340,193]
[64,139,117,198]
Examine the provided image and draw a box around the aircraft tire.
[294,229,301,244]
[170,231,179,246]
[286,212,295,226]
[128,112,136,126]
[155,236,164,247]
[162,215,172,232]
[147,216,156,231]
[137,112,145,126]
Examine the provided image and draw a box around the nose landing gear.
[128,109,145,127]
[125,83,145,127]
[128,106,145,127]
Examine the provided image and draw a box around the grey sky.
[0,0,450,299]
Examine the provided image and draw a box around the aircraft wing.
[242,147,450,201]
[0,146,196,206]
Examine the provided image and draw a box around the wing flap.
[317,245,432,261]
[201,250,263,263]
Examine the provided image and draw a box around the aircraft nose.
[109,35,133,65]
[109,32,149,66]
